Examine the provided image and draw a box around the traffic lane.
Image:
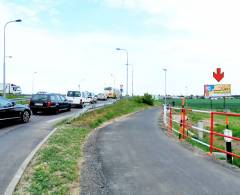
[0,99,109,133]
[0,114,55,194]
[93,108,240,195]
[0,108,81,137]
[0,101,109,194]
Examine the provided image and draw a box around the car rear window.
[60,95,66,101]
[50,95,57,101]
[67,91,81,97]
[32,94,48,101]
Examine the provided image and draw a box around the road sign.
[224,129,232,142]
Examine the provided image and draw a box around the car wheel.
[21,110,30,123]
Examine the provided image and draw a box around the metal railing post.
[169,107,172,133]
[163,104,167,127]
[209,112,214,155]
[225,116,233,164]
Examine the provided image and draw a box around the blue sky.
[1,0,240,95]
[5,0,146,33]
[7,0,176,36]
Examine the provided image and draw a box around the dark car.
[29,93,71,114]
[0,96,31,123]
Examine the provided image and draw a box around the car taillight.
[47,101,51,107]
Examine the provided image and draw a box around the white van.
[0,83,22,94]
[81,91,92,104]
[66,91,84,108]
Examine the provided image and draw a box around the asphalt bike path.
[91,108,240,195]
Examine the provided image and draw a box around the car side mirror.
[11,101,16,106]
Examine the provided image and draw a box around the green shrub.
[133,94,154,105]
[142,93,154,105]
[133,96,143,104]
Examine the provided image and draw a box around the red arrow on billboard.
[213,68,224,82]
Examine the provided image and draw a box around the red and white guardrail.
[161,101,240,164]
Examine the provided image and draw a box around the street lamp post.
[3,19,22,97]
[116,48,129,96]
[5,56,13,94]
[163,68,167,105]
[128,64,134,96]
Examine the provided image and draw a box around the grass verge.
[14,98,152,194]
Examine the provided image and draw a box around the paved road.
[0,101,110,194]
[88,108,240,195]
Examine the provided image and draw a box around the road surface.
[81,108,240,195]
[0,101,110,194]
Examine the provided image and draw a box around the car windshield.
[67,91,81,97]
[32,94,48,101]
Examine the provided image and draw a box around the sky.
[0,0,240,95]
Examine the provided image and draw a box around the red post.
[209,112,214,155]
[161,107,165,128]
[182,109,185,139]
[179,98,186,139]
[169,107,172,133]
[179,108,183,139]
[184,109,187,139]
[226,116,229,129]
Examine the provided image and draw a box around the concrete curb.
[4,127,58,195]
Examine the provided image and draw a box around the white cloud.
[100,0,240,94]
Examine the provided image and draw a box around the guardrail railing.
[64,99,117,124]
[161,104,240,164]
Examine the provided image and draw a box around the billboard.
[204,84,231,97]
